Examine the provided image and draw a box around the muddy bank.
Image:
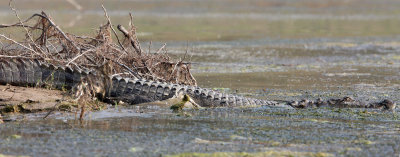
[0,85,107,122]
[0,85,65,113]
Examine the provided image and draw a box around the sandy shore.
[0,85,65,113]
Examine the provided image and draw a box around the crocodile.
[0,58,396,110]
[0,58,281,108]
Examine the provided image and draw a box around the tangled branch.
[0,8,197,86]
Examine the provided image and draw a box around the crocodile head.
[380,99,396,110]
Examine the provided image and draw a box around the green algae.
[10,135,21,139]
[353,139,375,145]
[129,147,144,153]
[171,95,191,111]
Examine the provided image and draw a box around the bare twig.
[117,24,141,55]
[8,0,43,55]
[129,12,142,53]
[182,41,189,61]
[111,59,141,78]
[155,43,166,53]
[101,5,126,51]
[148,41,152,53]
[43,96,65,119]
[66,49,93,66]
[0,54,36,59]
[0,34,36,53]
[0,24,39,29]
[25,13,81,52]
[0,7,197,89]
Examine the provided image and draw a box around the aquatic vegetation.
[10,135,21,139]
[170,95,191,111]
[129,147,144,153]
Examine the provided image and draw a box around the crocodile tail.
[108,77,176,104]
[187,87,279,107]
[109,75,280,107]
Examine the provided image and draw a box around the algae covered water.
[1,0,400,156]
[1,107,400,156]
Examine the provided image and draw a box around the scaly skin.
[109,76,280,107]
[0,58,90,90]
[0,58,282,108]
[0,58,395,109]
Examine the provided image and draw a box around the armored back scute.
[0,58,281,108]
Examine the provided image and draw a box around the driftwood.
[0,6,197,86]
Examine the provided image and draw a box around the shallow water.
[1,107,400,156]
[1,0,400,156]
